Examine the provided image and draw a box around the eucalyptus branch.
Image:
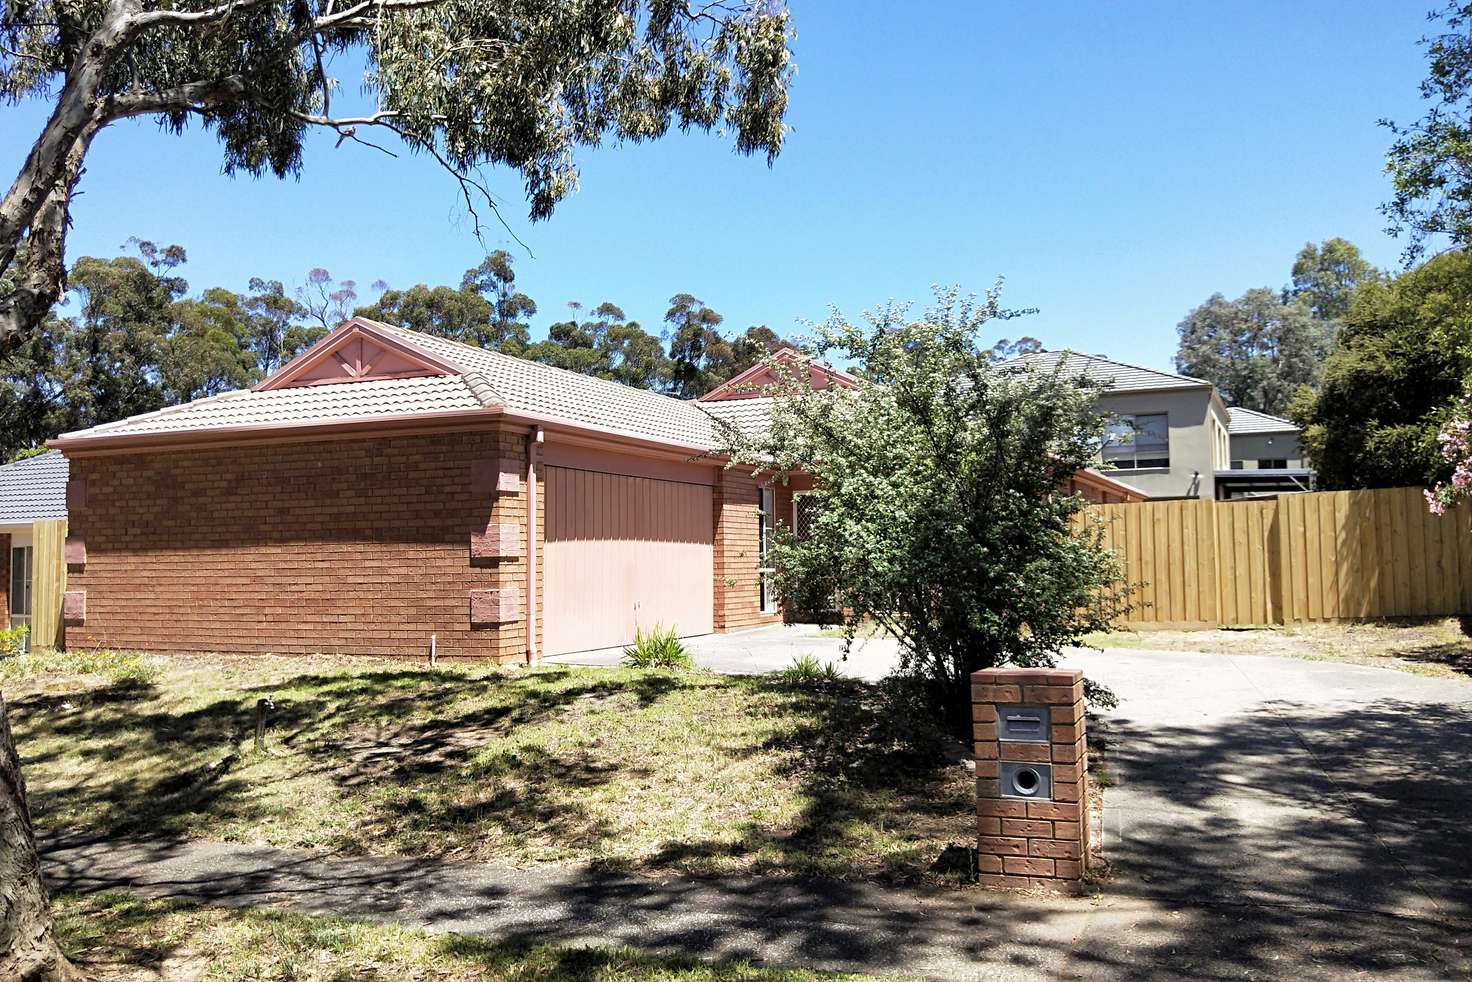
[292,109,530,253]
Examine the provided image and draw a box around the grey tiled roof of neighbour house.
[1000,350,1213,392]
[0,450,69,523]
[1226,407,1301,435]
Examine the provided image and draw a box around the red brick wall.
[65,429,531,661]
[712,469,789,632]
[972,668,1089,892]
[0,532,9,631]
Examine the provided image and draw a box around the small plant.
[0,624,28,657]
[780,653,844,684]
[620,624,693,670]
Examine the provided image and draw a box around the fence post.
[973,668,1089,892]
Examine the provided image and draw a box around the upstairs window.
[1102,413,1170,470]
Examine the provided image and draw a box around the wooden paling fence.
[1081,487,1472,627]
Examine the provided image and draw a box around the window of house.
[758,486,777,613]
[1102,413,1169,470]
[1258,458,1288,470]
[793,492,818,542]
[10,546,32,649]
[1231,460,1245,470]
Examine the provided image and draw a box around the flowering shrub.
[1425,383,1472,516]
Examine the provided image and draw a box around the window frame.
[757,486,778,614]
[1102,412,1171,470]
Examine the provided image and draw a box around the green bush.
[0,625,28,657]
[779,653,843,684]
[620,624,693,670]
[716,287,1130,735]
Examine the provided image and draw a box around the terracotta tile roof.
[53,319,760,451]
[1226,406,1300,435]
[0,450,69,523]
[58,374,488,440]
[1001,350,1211,392]
[701,397,775,438]
[368,321,727,448]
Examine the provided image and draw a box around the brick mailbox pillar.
[972,667,1089,891]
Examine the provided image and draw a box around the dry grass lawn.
[54,892,907,981]
[1085,616,1472,679]
[6,650,974,884]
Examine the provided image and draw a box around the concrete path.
[547,622,905,681]
[41,646,1472,979]
[41,833,1470,981]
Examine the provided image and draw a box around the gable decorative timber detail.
[259,319,466,391]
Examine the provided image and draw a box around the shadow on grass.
[640,677,971,882]
[9,666,680,857]
[34,670,1472,980]
[14,661,972,884]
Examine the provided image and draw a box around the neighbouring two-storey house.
[1003,351,1314,501]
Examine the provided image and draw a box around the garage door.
[543,464,714,655]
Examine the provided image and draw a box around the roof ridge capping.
[369,318,712,411]
[460,371,505,408]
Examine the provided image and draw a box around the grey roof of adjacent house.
[1001,350,1211,392]
[1226,407,1300,435]
[0,450,69,523]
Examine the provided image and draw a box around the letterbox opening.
[1000,761,1053,800]
[997,704,1050,743]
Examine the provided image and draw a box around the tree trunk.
[0,692,77,982]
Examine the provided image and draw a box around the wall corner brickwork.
[973,667,1090,892]
[65,428,534,662]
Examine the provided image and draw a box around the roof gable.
[260,319,466,391]
[698,347,860,402]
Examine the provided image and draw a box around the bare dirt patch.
[1086,617,1472,679]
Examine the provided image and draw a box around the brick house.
[51,318,808,662]
[50,319,1142,661]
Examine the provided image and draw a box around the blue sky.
[1,1,1434,372]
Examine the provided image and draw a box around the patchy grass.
[54,892,906,981]
[0,647,160,684]
[1083,617,1472,679]
[9,653,973,883]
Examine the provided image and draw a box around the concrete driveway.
[546,622,905,680]
[1059,645,1472,976]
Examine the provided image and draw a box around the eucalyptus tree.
[0,0,794,348]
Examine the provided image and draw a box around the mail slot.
[997,704,1049,742]
[1000,761,1053,800]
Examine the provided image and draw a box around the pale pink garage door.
[543,465,715,655]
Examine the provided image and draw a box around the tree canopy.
[1174,238,1378,415]
[2,243,803,459]
[0,0,794,349]
[1383,2,1472,261]
[1291,250,1472,490]
[0,240,345,459]
[715,288,1128,734]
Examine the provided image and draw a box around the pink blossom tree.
[1425,382,1472,515]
